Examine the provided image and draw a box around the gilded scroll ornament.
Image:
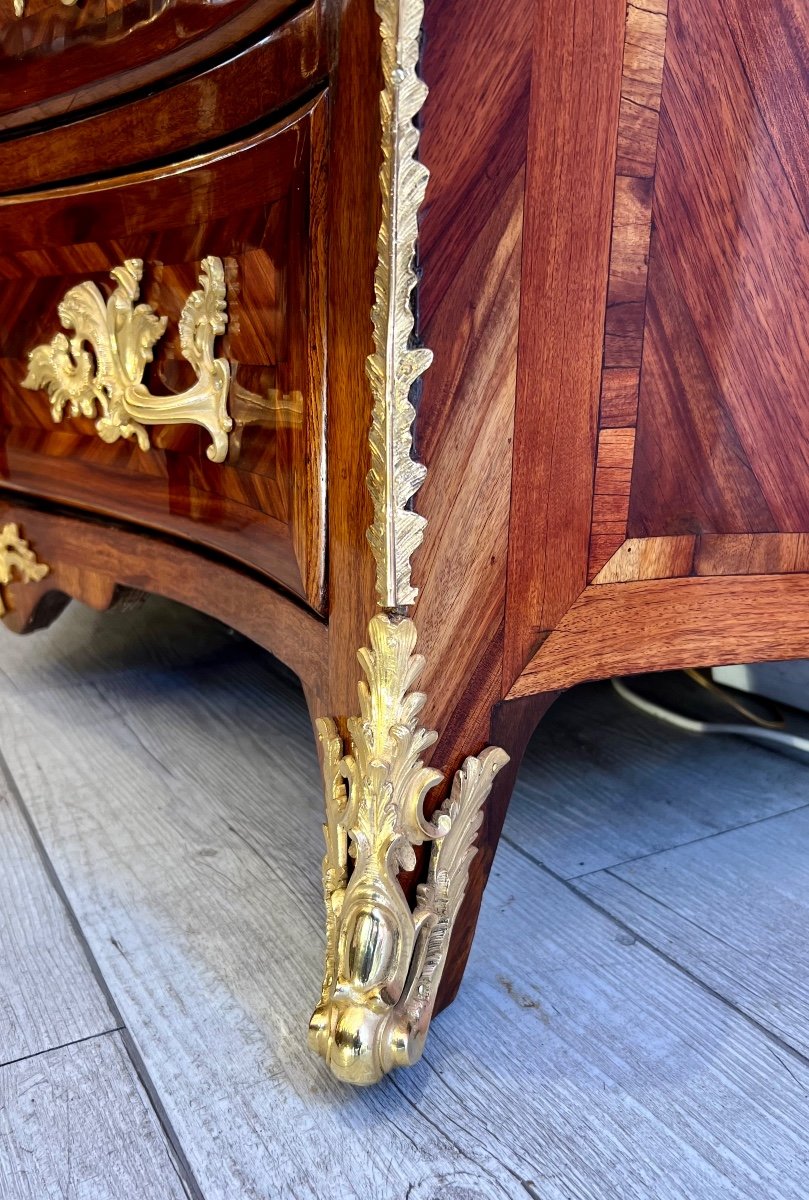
[310,0,509,1085]
[0,525,49,618]
[365,0,433,610]
[309,613,508,1084]
[22,258,233,464]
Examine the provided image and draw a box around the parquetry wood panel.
[337,0,536,760]
[586,0,809,587]
[627,0,809,538]
[408,0,532,747]
[592,535,695,584]
[594,533,809,582]
[414,172,524,741]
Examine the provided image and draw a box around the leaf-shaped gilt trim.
[366,0,433,610]
[309,614,509,1085]
[22,258,232,464]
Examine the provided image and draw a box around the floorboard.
[0,599,234,697]
[2,601,809,1199]
[575,805,809,1058]
[0,1032,188,1200]
[505,680,809,877]
[0,762,116,1065]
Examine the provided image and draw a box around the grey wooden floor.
[1,597,808,1200]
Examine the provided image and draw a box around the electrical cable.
[682,667,785,729]
[611,676,809,757]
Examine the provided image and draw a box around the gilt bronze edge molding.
[309,0,509,1086]
[365,0,432,611]
[22,257,233,464]
[0,524,49,619]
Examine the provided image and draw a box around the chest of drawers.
[1,0,807,1086]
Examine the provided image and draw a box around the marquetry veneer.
[1,0,806,1084]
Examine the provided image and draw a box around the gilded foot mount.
[309,614,507,1084]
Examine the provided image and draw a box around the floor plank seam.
[501,831,809,1074]
[600,868,751,957]
[554,797,809,881]
[0,1026,125,1072]
[0,744,131,1028]
[117,1027,208,1200]
[403,1058,548,1199]
[0,743,208,1200]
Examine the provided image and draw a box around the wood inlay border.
[588,0,669,579]
[508,573,809,698]
[504,0,626,683]
[593,533,809,584]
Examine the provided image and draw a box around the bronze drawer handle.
[22,257,233,464]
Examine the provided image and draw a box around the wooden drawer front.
[0,0,302,130]
[0,98,328,612]
[0,4,326,190]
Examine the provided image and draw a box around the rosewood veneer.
[0,0,807,1084]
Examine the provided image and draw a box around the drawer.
[0,96,328,613]
[0,2,326,190]
[0,0,301,130]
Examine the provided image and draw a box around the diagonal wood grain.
[0,1032,188,1200]
[720,0,809,224]
[627,238,776,537]
[628,0,809,536]
[414,173,523,737]
[505,0,626,683]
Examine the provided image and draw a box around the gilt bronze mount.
[0,525,49,619]
[309,0,509,1084]
[22,257,233,463]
